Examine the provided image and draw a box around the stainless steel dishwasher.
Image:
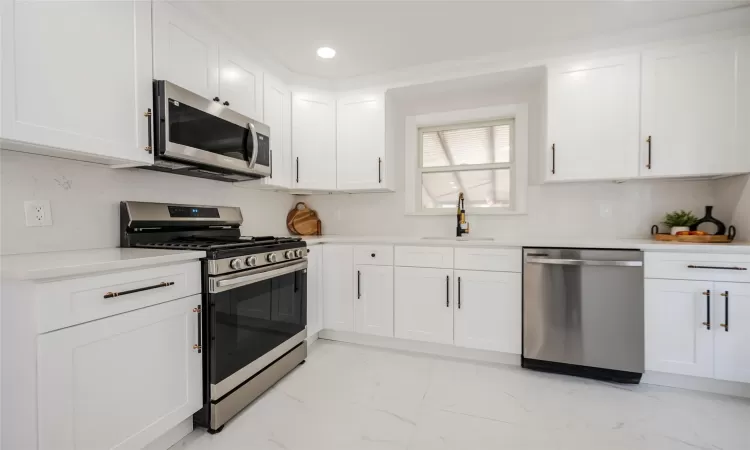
[522,248,644,383]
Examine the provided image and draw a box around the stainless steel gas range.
[120,201,307,433]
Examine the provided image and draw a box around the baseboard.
[318,329,521,366]
[307,331,320,347]
[642,371,750,398]
[143,418,193,450]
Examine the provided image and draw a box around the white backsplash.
[0,150,296,255]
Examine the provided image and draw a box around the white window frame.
[405,104,528,215]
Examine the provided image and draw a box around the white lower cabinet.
[306,245,323,336]
[37,295,202,450]
[454,270,521,353]
[645,278,750,383]
[355,265,394,337]
[394,266,454,345]
[323,245,355,331]
[644,279,714,378]
[714,282,750,383]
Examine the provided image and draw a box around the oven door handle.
[247,122,259,168]
[210,260,308,293]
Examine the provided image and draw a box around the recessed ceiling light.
[317,47,336,59]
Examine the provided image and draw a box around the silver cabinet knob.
[229,258,242,270]
[245,256,257,267]
[266,253,277,263]
[284,250,295,259]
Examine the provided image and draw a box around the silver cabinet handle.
[526,257,642,267]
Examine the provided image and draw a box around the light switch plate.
[24,200,53,227]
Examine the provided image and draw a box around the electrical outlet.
[24,200,53,227]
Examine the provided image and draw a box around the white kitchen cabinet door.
[259,73,291,188]
[355,265,394,337]
[5,1,153,165]
[644,279,714,378]
[323,245,354,331]
[37,295,202,450]
[394,267,454,345]
[292,91,337,190]
[306,245,323,336]
[546,54,640,181]
[641,38,742,177]
[219,45,263,121]
[153,1,219,101]
[714,282,750,383]
[336,91,386,190]
[453,270,521,353]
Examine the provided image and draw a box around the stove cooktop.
[135,236,302,251]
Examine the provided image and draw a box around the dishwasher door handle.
[525,257,643,267]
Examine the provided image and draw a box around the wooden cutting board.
[286,202,321,236]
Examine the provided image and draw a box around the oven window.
[168,100,248,161]
[210,269,306,387]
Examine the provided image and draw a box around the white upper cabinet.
[3,1,153,165]
[453,270,521,353]
[323,245,354,332]
[153,2,219,101]
[37,295,202,450]
[546,54,640,181]
[394,266,454,345]
[260,73,291,188]
[336,91,386,191]
[292,91,337,190]
[355,265,394,337]
[218,45,263,121]
[641,36,749,177]
[644,279,714,378]
[714,282,750,384]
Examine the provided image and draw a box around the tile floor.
[173,340,750,450]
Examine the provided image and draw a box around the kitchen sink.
[421,237,495,241]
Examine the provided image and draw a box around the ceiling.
[199,1,748,80]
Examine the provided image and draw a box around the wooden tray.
[653,234,732,243]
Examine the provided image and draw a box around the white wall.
[0,150,295,255]
[300,70,719,240]
[714,175,750,239]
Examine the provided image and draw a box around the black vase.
[690,206,726,235]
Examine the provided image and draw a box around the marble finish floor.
[173,340,750,450]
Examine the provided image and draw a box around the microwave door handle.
[247,122,259,168]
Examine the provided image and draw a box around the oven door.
[154,80,271,178]
[207,260,307,400]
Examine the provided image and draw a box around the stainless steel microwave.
[149,80,270,182]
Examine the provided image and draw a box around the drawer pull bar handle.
[720,291,729,332]
[104,281,174,299]
[687,265,747,271]
[702,290,711,330]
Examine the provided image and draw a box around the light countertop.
[1,248,206,281]
[302,236,750,254]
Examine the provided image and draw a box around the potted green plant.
[663,210,699,235]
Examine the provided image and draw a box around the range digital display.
[168,205,220,218]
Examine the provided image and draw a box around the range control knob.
[266,253,277,263]
[229,258,242,270]
[245,256,257,267]
[294,249,303,258]
[284,250,295,259]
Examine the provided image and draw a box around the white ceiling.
[200,1,748,80]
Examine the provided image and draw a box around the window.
[418,119,514,211]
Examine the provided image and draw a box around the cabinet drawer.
[354,245,393,266]
[36,261,201,333]
[395,246,453,269]
[644,252,750,283]
[454,247,522,272]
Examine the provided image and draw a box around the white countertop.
[1,248,206,281]
[302,236,750,254]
